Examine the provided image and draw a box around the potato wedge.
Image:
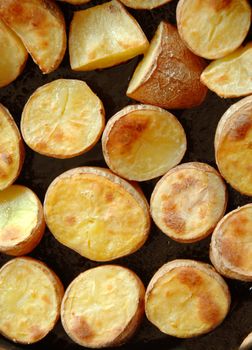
[210,204,252,282]
[215,96,252,196]
[150,163,227,243]
[119,0,172,9]
[0,185,45,256]
[61,265,145,348]
[102,104,187,181]
[0,104,24,191]
[0,19,28,88]
[201,43,252,98]
[21,79,105,159]
[0,257,64,344]
[240,332,252,350]
[69,0,149,71]
[176,0,251,60]
[0,0,66,74]
[145,259,230,338]
[44,167,150,261]
[127,21,207,109]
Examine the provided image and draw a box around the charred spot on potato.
[70,315,94,340]
[221,237,242,267]
[198,292,221,325]
[171,176,198,194]
[177,267,203,289]
[227,115,252,141]
[65,216,77,225]
[210,0,232,11]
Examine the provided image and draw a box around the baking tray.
[0,1,251,349]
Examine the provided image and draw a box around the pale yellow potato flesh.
[69,0,149,71]
[120,0,172,9]
[21,79,105,159]
[102,105,186,181]
[0,104,24,191]
[201,43,252,98]
[0,257,64,344]
[0,19,28,88]
[215,96,252,196]
[150,163,227,243]
[44,167,150,262]
[0,0,66,74]
[177,0,251,59]
[145,260,230,338]
[210,204,252,281]
[61,265,145,347]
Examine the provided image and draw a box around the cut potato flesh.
[150,163,227,243]
[21,79,105,159]
[201,43,252,98]
[0,0,66,74]
[44,167,150,262]
[210,204,252,281]
[215,96,252,196]
[177,0,251,59]
[145,260,230,338]
[0,257,64,344]
[0,19,28,88]
[102,105,187,181]
[0,104,24,191]
[69,0,149,71]
[240,332,252,350]
[61,265,145,347]
[120,0,172,9]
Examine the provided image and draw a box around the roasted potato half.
[0,0,66,74]
[150,162,227,243]
[177,0,251,60]
[0,19,28,88]
[201,43,252,98]
[102,104,187,181]
[0,257,64,344]
[21,79,105,159]
[44,167,150,262]
[69,0,149,71]
[0,185,45,256]
[240,332,252,350]
[61,265,145,348]
[210,204,252,282]
[119,0,172,9]
[215,96,252,196]
[127,21,207,109]
[0,104,24,191]
[145,259,230,338]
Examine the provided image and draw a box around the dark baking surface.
[0,1,251,349]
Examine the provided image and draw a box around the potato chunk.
[120,0,172,9]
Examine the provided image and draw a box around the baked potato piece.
[0,0,66,74]
[201,43,252,98]
[0,185,45,256]
[210,204,252,282]
[61,265,145,348]
[21,79,105,159]
[102,104,186,181]
[69,0,149,71]
[0,19,28,88]
[145,259,230,338]
[215,96,252,196]
[176,0,251,60]
[119,0,172,9]
[0,257,64,344]
[0,104,24,191]
[44,167,150,261]
[240,332,252,350]
[150,162,227,243]
[127,21,207,109]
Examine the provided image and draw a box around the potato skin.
[119,0,172,9]
[57,0,90,4]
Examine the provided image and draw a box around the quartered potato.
[201,43,252,98]
[21,79,105,159]
[0,185,45,256]
[0,257,64,344]
[0,0,66,74]
[0,19,28,88]
[215,96,252,196]
[44,167,150,262]
[150,163,227,243]
[120,0,172,9]
[61,265,145,348]
[0,104,24,191]
[69,0,149,71]
[210,204,252,282]
[102,104,187,181]
[177,0,251,59]
[127,21,207,109]
[145,259,230,338]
